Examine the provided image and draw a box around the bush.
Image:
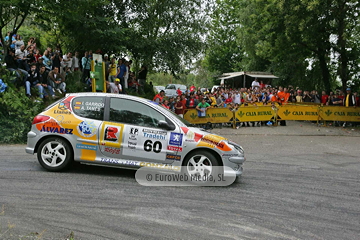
[0,69,45,143]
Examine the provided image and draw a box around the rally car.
[26,93,245,177]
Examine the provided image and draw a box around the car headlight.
[228,141,244,154]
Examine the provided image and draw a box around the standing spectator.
[251,78,260,89]
[327,91,334,105]
[137,65,147,93]
[175,96,185,117]
[303,91,313,102]
[10,34,16,50]
[42,50,52,70]
[186,92,198,109]
[124,60,130,90]
[162,99,170,109]
[168,97,175,111]
[108,57,118,82]
[103,54,110,79]
[153,90,165,103]
[190,84,196,93]
[312,90,321,103]
[296,90,303,102]
[51,48,62,70]
[61,52,72,73]
[14,35,24,51]
[48,67,66,94]
[233,90,241,104]
[72,51,80,71]
[321,91,328,105]
[26,64,45,99]
[117,58,127,91]
[81,51,91,83]
[354,92,360,107]
[108,78,122,94]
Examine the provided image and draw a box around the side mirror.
[158,120,175,131]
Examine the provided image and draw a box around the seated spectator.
[39,65,57,99]
[26,64,45,100]
[15,45,29,71]
[4,49,28,85]
[48,67,66,94]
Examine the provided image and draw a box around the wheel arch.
[34,135,74,157]
[182,147,223,166]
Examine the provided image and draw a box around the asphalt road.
[0,122,360,240]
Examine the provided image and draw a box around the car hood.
[180,126,233,152]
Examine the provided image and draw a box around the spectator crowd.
[2,33,148,101]
[153,79,359,127]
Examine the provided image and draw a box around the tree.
[204,0,244,74]
[237,0,360,91]
[122,0,209,74]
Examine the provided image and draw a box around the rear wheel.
[37,137,73,171]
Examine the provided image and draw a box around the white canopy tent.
[218,71,278,88]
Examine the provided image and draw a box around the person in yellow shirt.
[209,93,217,106]
[107,57,118,82]
[342,88,356,127]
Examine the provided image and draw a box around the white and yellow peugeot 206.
[26,93,245,177]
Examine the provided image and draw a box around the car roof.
[65,92,151,104]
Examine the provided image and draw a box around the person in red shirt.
[162,99,170,109]
[176,87,182,96]
[321,91,328,105]
[180,94,187,113]
[354,92,359,106]
[174,96,185,117]
[225,93,233,104]
[190,84,196,93]
[260,80,266,89]
[153,90,165,103]
[186,92,198,108]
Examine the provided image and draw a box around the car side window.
[109,98,166,128]
[72,97,105,120]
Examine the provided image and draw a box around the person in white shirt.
[233,90,241,104]
[61,52,72,73]
[72,51,80,71]
[251,78,260,89]
[108,78,122,94]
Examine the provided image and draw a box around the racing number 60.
[144,140,162,153]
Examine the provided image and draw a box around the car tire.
[183,150,219,182]
[37,137,73,172]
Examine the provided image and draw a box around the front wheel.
[37,137,73,172]
[183,150,219,181]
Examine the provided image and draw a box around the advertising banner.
[184,108,233,124]
[320,106,360,122]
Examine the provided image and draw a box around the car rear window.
[72,96,105,120]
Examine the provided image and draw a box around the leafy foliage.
[0,67,44,143]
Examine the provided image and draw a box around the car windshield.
[165,85,176,90]
[153,103,194,127]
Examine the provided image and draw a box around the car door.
[104,97,182,164]
[70,96,105,161]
